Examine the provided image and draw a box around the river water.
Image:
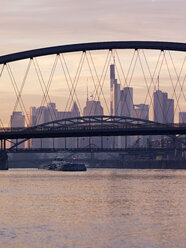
[0,168,185,248]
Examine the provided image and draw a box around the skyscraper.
[133,104,149,120]
[28,105,51,148]
[110,64,134,147]
[154,90,164,123]
[71,101,80,117]
[120,87,133,117]
[10,111,25,148]
[110,64,116,116]
[113,81,121,116]
[83,99,103,116]
[10,111,25,127]
[133,104,149,147]
[28,102,80,149]
[167,99,174,123]
[81,99,104,148]
[153,90,174,124]
[179,112,186,123]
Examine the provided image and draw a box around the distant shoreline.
[8,159,186,170]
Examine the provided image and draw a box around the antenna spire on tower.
[86,78,89,102]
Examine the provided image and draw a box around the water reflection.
[0,169,185,248]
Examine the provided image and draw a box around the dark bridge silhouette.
[0,41,186,64]
[0,41,186,170]
[1,115,186,148]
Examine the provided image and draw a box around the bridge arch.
[0,41,186,64]
[0,41,186,153]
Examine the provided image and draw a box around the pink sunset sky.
[0,0,185,55]
[0,0,185,125]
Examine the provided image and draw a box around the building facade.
[110,64,134,148]
[81,99,104,148]
[28,102,80,149]
[10,111,25,148]
[153,90,174,124]
[133,104,149,147]
[179,112,186,124]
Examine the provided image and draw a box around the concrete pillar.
[90,152,95,167]
[0,152,8,170]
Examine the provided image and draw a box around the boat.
[47,157,87,171]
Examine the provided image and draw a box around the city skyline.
[0,2,185,247]
[0,0,185,125]
[1,45,185,126]
[10,63,186,130]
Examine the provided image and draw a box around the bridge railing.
[0,123,186,134]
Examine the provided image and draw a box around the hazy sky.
[0,0,185,124]
[0,0,186,55]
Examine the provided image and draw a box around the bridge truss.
[0,41,186,153]
[0,115,184,151]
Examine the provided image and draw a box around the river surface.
[0,168,185,248]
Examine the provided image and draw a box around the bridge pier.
[0,139,8,170]
[90,152,95,167]
[0,152,8,170]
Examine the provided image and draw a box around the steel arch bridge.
[0,41,185,144]
[0,41,186,170]
[0,40,186,126]
[1,115,186,151]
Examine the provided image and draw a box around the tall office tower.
[28,103,58,148]
[10,111,25,148]
[110,64,117,115]
[83,99,103,116]
[67,102,80,149]
[28,102,80,149]
[133,104,149,147]
[46,103,59,148]
[38,106,50,148]
[47,102,58,122]
[82,99,104,148]
[154,90,165,123]
[71,101,80,117]
[27,107,37,148]
[133,104,149,120]
[11,111,25,127]
[120,87,133,117]
[113,82,122,148]
[110,65,134,148]
[113,81,121,116]
[29,107,37,126]
[110,64,122,147]
[110,64,115,87]
[36,106,50,124]
[28,106,50,148]
[153,90,174,143]
[179,112,186,123]
[167,99,174,123]
[179,112,186,157]
[120,87,133,148]
[153,90,174,124]
[57,108,71,150]
[57,101,80,149]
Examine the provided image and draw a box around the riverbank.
[89,159,186,169]
[7,156,186,170]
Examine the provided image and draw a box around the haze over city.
[0,1,186,124]
[0,1,185,247]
